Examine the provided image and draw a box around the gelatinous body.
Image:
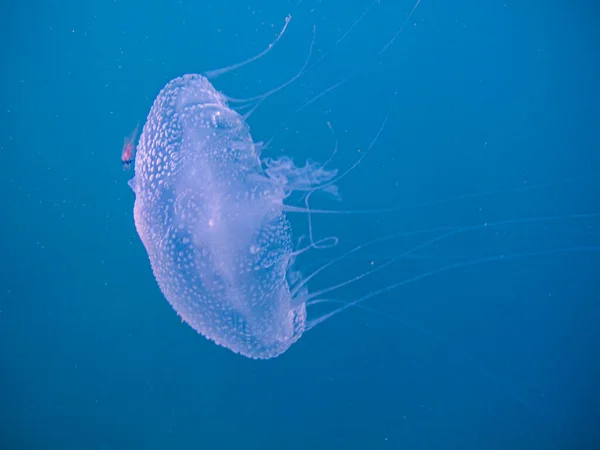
[129,74,335,359]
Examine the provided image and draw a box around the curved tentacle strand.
[204,15,292,79]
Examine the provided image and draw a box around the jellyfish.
[128,14,599,367]
[128,5,599,381]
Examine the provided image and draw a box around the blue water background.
[1,0,599,449]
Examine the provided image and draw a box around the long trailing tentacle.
[305,244,600,331]
[292,212,600,301]
[204,15,292,79]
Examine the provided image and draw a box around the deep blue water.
[2,1,600,449]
